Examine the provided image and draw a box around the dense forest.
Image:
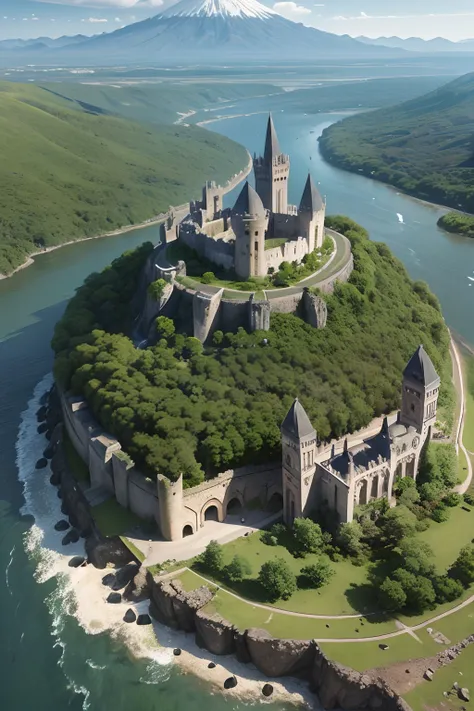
[0,82,247,276]
[52,216,453,488]
[438,212,474,237]
[319,72,474,213]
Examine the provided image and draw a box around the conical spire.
[299,173,324,214]
[232,181,265,218]
[403,345,440,388]
[264,114,281,164]
[281,398,315,439]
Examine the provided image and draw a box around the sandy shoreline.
[68,560,314,708]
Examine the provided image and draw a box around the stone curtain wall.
[149,577,412,711]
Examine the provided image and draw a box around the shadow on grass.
[192,561,273,603]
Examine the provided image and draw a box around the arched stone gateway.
[204,505,219,522]
[226,497,243,516]
[182,525,194,537]
[267,492,283,512]
[359,479,368,506]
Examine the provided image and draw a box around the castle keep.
[61,346,439,541]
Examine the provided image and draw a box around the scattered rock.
[224,676,238,690]
[35,458,48,470]
[61,529,79,545]
[37,423,48,434]
[379,644,389,651]
[102,573,116,587]
[405,669,410,674]
[123,566,150,602]
[57,490,62,499]
[106,592,121,604]
[326,624,330,628]
[137,614,152,626]
[208,662,216,669]
[424,669,434,681]
[39,391,49,406]
[43,446,55,460]
[355,628,359,633]
[45,430,52,441]
[173,648,182,657]
[54,520,70,532]
[112,563,140,591]
[262,684,273,697]
[69,556,86,568]
[36,406,47,422]
[123,609,136,623]
[453,682,460,690]
[459,688,470,702]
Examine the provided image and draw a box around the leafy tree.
[395,539,435,577]
[299,559,334,589]
[148,278,167,300]
[379,506,418,547]
[258,558,297,601]
[432,503,450,523]
[293,518,324,556]
[449,545,474,587]
[225,555,252,583]
[392,569,436,612]
[443,492,462,508]
[202,271,216,284]
[378,578,407,612]
[155,316,175,341]
[199,540,224,574]
[432,575,464,604]
[337,521,365,557]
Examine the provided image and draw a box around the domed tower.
[400,345,440,436]
[281,398,318,526]
[232,181,268,279]
[299,173,326,252]
[254,114,290,214]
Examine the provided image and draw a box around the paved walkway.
[452,336,473,494]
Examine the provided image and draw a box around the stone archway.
[182,525,194,537]
[267,492,284,512]
[359,479,368,506]
[226,497,243,517]
[370,476,378,500]
[406,458,416,479]
[204,505,219,522]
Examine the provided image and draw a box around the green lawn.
[120,536,145,563]
[62,430,90,483]
[92,498,143,538]
[404,642,474,711]
[463,352,474,453]
[265,238,287,250]
[417,505,474,572]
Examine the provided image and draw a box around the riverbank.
[0,153,252,283]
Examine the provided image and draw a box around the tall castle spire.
[253,113,290,214]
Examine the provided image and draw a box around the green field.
[464,352,474,454]
[417,505,474,572]
[92,497,142,538]
[0,82,247,275]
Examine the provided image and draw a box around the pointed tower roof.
[403,345,440,388]
[232,181,265,218]
[299,173,324,213]
[264,114,281,163]
[281,398,315,439]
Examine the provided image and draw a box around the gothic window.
[286,453,291,467]
[255,231,259,236]
[255,241,259,251]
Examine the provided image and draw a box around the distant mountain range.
[0,34,93,51]
[356,35,474,53]
[0,0,401,64]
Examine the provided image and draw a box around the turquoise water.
[0,93,473,711]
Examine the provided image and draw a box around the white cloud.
[85,16,109,21]
[331,11,474,22]
[274,1,311,18]
[33,0,164,7]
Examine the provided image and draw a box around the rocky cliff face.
[147,576,412,711]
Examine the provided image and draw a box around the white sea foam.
[397,213,404,224]
[5,545,15,594]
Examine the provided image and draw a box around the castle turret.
[400,345,440,435]
[298,173,325,252]
[157,473,184,540]
[281,398,317,525]
[254,114,290,214]
[232,181,268,279]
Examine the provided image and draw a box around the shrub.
[199,540,224,574]
[258,558,297,601]
[392,569,436,612]
[443,492,462,508]
[463,494,474,507]
[147,278,166,300]
[432,504,450,523]
[293,518,324,556]
[299,559,335,589]
[378,578,407,612]
[225,555,252,583]
[433,575,464,604]
[202,271,215,284]
[261,532,279,546]
[449,545,474,587]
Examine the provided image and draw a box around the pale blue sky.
[1,0,474,40]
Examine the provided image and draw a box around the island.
[438,212,474,238]
[42,115,474,711]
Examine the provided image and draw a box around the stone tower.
[281,399,318,526]
[232,181,269,279]
[254,114,290,214]
[400,345,440,436]
[298,173,326,252]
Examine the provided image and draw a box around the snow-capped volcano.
[159,0,276,19]
[3,0,399,64]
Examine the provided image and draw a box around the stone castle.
[162,114,326,279]
[61,345,439,541]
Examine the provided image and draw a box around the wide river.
[1,94,473,711]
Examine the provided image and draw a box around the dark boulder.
[262,684,273,697]
[43,446,55,460]
[173,648,182,657]
[36,406,47,423]
[102,573,116,587]
[123,567,150,602]
[137,614,152,626]
[224,676,238,690]
[69,556,86,568]
[112,563,140,591]
[62,529,80,545]
[50,471,60,486]
[208,662,216,669]
[35,458,48,470]
[37,423,48,434]
[54,520,70,532]
[123,609,137,623]
[107,592,122,604]
[45,430,52,441]
[57,490,62,499]
[86,534,135,570]
[39,391,49,407]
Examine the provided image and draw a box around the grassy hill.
[0,82,248,276]
[319,72,474,212]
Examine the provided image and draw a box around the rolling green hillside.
[319,72,474,212]
[0,82,248,276]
